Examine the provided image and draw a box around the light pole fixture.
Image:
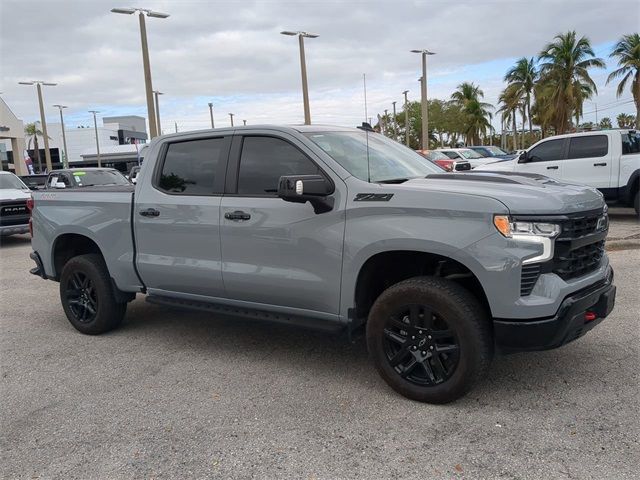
[111,7,169,139]
[52,104,69,168]
[208,102,215,128]
[88,110,101,167]
[153,90,163,135]
[392,101,398,140]
[19,80,57,172]
[228,113,234,127]
[402,90,410,147]
[411,49,435,149]
[281,30,318,125]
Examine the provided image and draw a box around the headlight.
[493,215,561,238]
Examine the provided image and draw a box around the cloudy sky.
[1,0,638,134]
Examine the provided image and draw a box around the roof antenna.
[363,73,371,183]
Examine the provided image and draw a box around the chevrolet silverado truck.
[29,126,616,403]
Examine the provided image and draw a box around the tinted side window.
[442,151,458,159]
[568,135,608,159]
[621,132,640,155]
[237,137,319,195]
[528,139,564,162]
[158,138,225,195]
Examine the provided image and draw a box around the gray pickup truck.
[29,125,616,403]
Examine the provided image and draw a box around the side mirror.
[54,182,66,189]
[518,152,529,163]
[28,184,39,191]
[277,175,334,214]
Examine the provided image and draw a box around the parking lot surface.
[1,225,638,479]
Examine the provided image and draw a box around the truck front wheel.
[366,276,493,404]
[59,254,127,335]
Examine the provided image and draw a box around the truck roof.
[155,124,361,141]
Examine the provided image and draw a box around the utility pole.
[384,109,389,136]
[153,90,163,134]
[392,101,398,140]
[411,49,435,150]
[89,110,101,167]
[53,104,69,168]
[19,81,56,171]
[228,113,234,127]
[111,7,169,139]
[174,121,178,133]
[281,31,318,125]
[208,102,215,128]
[363,73,368,124]
[243,119,247,126]
[403,90,409,147]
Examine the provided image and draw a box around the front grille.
[0,201,30,226]
[557,212,601,240]
[553,240,606,280]
[520,264,541,296]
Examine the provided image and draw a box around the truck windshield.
[0,174,29,190]
[304,131,441,182]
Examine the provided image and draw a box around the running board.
[145,295,346,334]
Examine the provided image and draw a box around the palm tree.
[599,117,612,129]
[504,57,538,136]
[499,87,521,150]
[607,33,640,128]
[24,123,44,173]
[617,113,635,128]
[451,82,493,145]
[538,31,605,134]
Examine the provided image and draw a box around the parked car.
[45,168,130,189]
[475,130,640,214]
[467,145,516,160]
[433,148,495,169]
[0,171,31,236]
[19,174,49,190]
[416,150,471,171]
[127,165,142,184]
[29,125,616,404]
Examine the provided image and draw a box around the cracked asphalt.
[1,223,638,479]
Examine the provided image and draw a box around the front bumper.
[494,268,615,353]
[0,224,29,236]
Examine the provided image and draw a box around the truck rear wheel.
[366,276,493,404]
[634,191,639,216]
[59,254,127,335]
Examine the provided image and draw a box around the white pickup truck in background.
[476,129,640,214]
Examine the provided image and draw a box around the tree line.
[378,32,640,150]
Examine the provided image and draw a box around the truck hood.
[0,189,31,202]
[403,172,604,214]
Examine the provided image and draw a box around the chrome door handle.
[224,210,251,221]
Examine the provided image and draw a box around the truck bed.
[31,186,142,292]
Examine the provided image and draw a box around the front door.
[134,134,231,297]
[220,134,345,315]
[519,137,567,180]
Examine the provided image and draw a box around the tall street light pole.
[153,90,163,134]
[53,104,69,168]
[243,120,247,126]
[281,30,318,125]
[208,102,215,128]
[19,80,56,172]
[228,113,234,127]
[392,101,398,140]
[111,7,169,139]
[89,110,101,167]
[411,49,435,150]
[402,90,410,146]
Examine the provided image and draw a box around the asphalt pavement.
[0,225,638,479]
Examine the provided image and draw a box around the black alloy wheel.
[64,271,99,323]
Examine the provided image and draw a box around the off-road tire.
[366,276,493,404]
[59,254,127,335]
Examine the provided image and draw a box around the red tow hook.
[585,311,597,322]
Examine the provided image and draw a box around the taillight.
[434,159,454,171]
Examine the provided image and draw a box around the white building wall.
[38,123,121,164]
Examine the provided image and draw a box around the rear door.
[134,134,231,297]
[518,138,567,179]
[562,134,612,188]
[219,132,345,315]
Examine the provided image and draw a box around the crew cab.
[476,130,640,214]
[0,171,31,236]
[29,126,616,403]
